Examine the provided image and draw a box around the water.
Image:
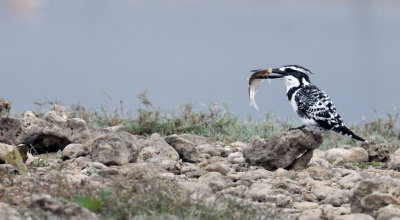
[1,0,400,124]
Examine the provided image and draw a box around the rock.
[0,202,21,220]
[27,194,98,220]
[119,162,166,179]
[291,149,315,170]
[325,147,368,163]
[298,208,323,220]
[390,156,400,171]
[180,163,200,174]
[17,108,92,153]
[312,185,347,206]
[198,172,228,192]
[243,130,322,170]
[247,182,273,202]
[349,177,400,216]
[229,141,247,151]
[62,143,91,159]
[65,173,89,186]
[165,134,200,162]
[176,180,212,201]
[293,202,319,210]
[0,143,14,163]
[273,178,304,194]
[227,152,245,164]
[179,134,210,145]
[218,185,248,198]
[204,162,230,175]
[137,133,179,162]
[395,148,400,156]
[333,213,374,220]
[241,168,273,181]
[360,142,391,162]
[247,181,292,207]
[307,167,332,181]
[320,204,351,220]
[308,157,331,169]
[0,164,16,174]
[196,144,221,157]
[0,118,21,143]
[376,205,400,220]
[337,172,361,189]
[87,162,108,170]
[275,168,291,179]
[146,158,180,173]
[92,131,140,165]
[273,194,293,207]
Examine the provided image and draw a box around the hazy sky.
[1,0,400,124]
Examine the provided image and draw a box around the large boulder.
[243,130,323,170]
[0,105,92,156]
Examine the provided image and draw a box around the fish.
[248,68,272,111]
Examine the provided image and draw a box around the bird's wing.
[295,84,345,130]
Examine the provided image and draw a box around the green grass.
[30,92,400,151]
[63,92,399,150]
[67,92,293,143]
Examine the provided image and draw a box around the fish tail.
[250,99,259,111]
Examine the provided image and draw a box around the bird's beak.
[249,68,287,80]
[266,68,286,79]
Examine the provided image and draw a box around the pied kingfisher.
[252,65,366,142]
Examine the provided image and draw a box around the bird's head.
[260,65,313,90]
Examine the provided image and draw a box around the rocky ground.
[1,105,400,220]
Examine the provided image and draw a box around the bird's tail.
[333,126,366,142]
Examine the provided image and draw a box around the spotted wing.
[294,84,345,130]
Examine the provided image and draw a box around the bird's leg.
[289,124,306,131]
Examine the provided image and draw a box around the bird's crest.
[280,65,313,75]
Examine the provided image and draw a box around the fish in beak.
[248,68,286,110]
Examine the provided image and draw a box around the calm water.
[1,0,400,124]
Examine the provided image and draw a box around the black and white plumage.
[253,65,366,142]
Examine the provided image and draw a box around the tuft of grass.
[351,162,368,169]
[74,187,112,212]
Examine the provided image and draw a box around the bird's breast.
[289,90,299,113]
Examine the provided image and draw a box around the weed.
[351,162,368,169]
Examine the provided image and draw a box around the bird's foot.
[289,125,306,131]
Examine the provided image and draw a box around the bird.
[0,99,11,119]
[251,65,366,142]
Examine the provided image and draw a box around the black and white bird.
[252,65,366,142]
